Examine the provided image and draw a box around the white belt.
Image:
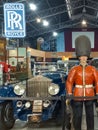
[75,85,93,88]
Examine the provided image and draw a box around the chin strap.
[80,61,88,67]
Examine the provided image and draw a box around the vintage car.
[0,61,70,130]
[89,57,98,70]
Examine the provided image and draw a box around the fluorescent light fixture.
[65,0,72,18]
[29,3,37,11]
[43,20,49,26]
[53,32,58,37]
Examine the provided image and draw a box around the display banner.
[4,3,26,38]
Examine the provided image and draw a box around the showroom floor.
[11,120,62,130]
[11,113,98,130]
[11,105,98,130]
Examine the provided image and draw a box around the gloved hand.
[66,94,73,108]
[65,94,73,116]
[66,94,73,106]
[66,99,70,106]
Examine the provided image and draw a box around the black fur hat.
[75,35,91,58]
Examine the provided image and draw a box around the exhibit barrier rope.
[0,95,97,100]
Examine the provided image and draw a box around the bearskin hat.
[75,35,91,58]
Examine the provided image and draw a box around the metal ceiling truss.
[26,11,98,38]
[26,21,98,38]
[26,4,67,23]
[26,19,81,38]
[67,0,98,18]
[71,13,98,21]
[70,0,98,9]
[0,0,97,38]
[26,3,98,24]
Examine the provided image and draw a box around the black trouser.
[72,100,94,130]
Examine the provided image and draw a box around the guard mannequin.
[66,35,98,130]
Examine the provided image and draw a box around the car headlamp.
[48,83,60,95]
[14,84,26,96]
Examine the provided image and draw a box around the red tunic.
[66,65,98,100]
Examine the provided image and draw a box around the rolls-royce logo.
[4,3,26,38]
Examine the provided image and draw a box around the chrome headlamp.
[14,84,26,96]
[48,83,60,95]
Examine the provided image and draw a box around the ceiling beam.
[71,13,98,20]
[26,14,98,38]
[71,0,98,9]
[26,3,98,23]
[26,4,67,23]
[26,20,81,38]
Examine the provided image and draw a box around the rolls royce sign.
[4,3,26,38]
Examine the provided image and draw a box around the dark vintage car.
[0,62,69,130]
[89,58,98,70]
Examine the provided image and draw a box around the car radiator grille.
[27,75,52,97]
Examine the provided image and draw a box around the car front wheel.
[0,102,15,130]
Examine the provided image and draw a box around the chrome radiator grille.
[27,75,52,97]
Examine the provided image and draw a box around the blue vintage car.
[0,62,69,130]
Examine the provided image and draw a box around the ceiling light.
[53,32,58,37]
[82,19,87,25]
[43,20,49,26]
[29,3,37,11]
[36,18,41,23]
[81,19,87,27]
